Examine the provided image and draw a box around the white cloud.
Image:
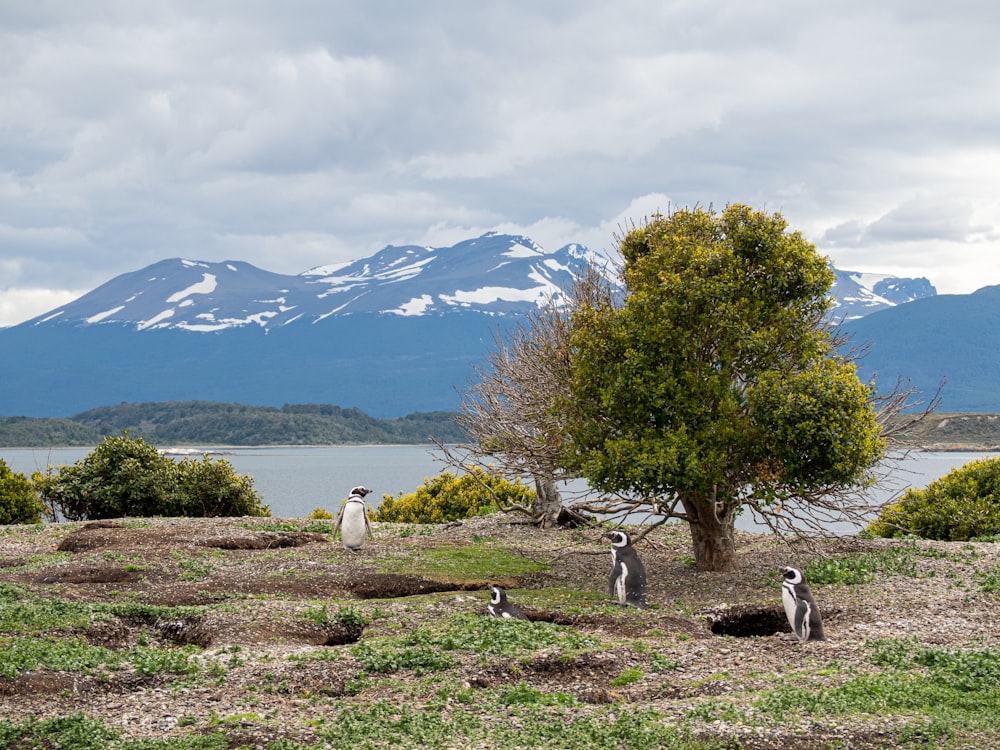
[0,288,87,328]
[1,0,999,317]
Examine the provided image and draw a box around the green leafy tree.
[36,433,268,520]
[868,457,1000,541]
[0,459,45,525]
[563,205,887,571]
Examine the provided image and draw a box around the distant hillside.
[841,285,1000,413]
[894,412,1000,451]
[0,402,464,447]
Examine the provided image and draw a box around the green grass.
[313,696,724,750]
[805,546,921,585]
[0,582,98,634]
[346,612,597,678]
[380,544,549,581]
[976,564,1000,594]
[750,639,1000,744]
[0,635,202,679]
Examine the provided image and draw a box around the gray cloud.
[2,0,1000,325]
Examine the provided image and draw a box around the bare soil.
[1,514,998,748]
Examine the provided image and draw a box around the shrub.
[35,433,269,520]
[172,456,269,517]
[0,459,45,525]
[868,457,1000,541]
[373,468,534,523]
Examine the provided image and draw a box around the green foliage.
[0,416,104,447]
[563,204,884,569]
[609,667,644,687]
[0,458,45,524]
[315,698,711,750]
[373,468,533,523]
[756,639,1000,739]
[0,713,120,750]
[403,611,597,658]
[977,565,1000,594]
[0,583,95,634]
[804,547,920,585]
[307,507,334,519]
[34,433,269,520]
[0,635,201,679]
[351,642,459,675]
[69,400,463,445]
[868,457,1000,540]
[382,545,548,581]
[171,456,268,518]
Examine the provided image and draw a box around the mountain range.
[0,232,987,417]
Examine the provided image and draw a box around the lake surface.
[3,445,997,532]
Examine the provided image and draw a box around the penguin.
[332,486,374,550]
[487,585,528,620]
[781,566,826,642]
[601,530,649,609]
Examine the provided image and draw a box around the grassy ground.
[1,514,999,749]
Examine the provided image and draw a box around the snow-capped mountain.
[26,233,609,332]
[24,233,933,333]
[829,269,937,321]
[1,232,954,419]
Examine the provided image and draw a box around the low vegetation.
[0,458,45,524]
[868,456,1000,540]
[1,514,999,748]
[373,468,533,523]
[33,433,269,520]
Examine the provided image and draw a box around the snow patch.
[439,285,552,306]
[87,305,125,324]
[391,294,434,316]
[138,309,176,330]
[167,273,217,303]
[503,242,542,258]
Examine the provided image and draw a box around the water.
[0,444,450,518]
[2,445,997,530]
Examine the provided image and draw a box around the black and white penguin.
[602,530,649,609]
[487,585,528,620]
[332,486,373,550]
[781,566,826,642]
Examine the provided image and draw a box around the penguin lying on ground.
[781,566,826,641]
[332,486,374,551]
[487,585,528,620]
[602,530,649,609]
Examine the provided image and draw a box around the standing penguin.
[781,566,826,642]
[332,486,374,551]
[487,585,528,620]
[602,530,649,609]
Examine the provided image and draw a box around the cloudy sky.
[2,1,999,326]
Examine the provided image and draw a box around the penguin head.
[350,486,372,497]
[601,530,631,548]
[782,566,805,585]
[488,585,505,605]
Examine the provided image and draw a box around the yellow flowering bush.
[373,468,534,524]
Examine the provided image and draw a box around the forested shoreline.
[0,401,464,447]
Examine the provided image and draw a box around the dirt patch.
[704,603,791,637]
[343,572,478,599]
[201,532,328,550]
[34,565,140,585]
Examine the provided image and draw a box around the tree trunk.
[681,494,739,571]
[532,476,564,529]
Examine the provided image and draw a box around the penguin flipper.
[331,506,344,540]
[793,599,812,642]
[364,509,374,539]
